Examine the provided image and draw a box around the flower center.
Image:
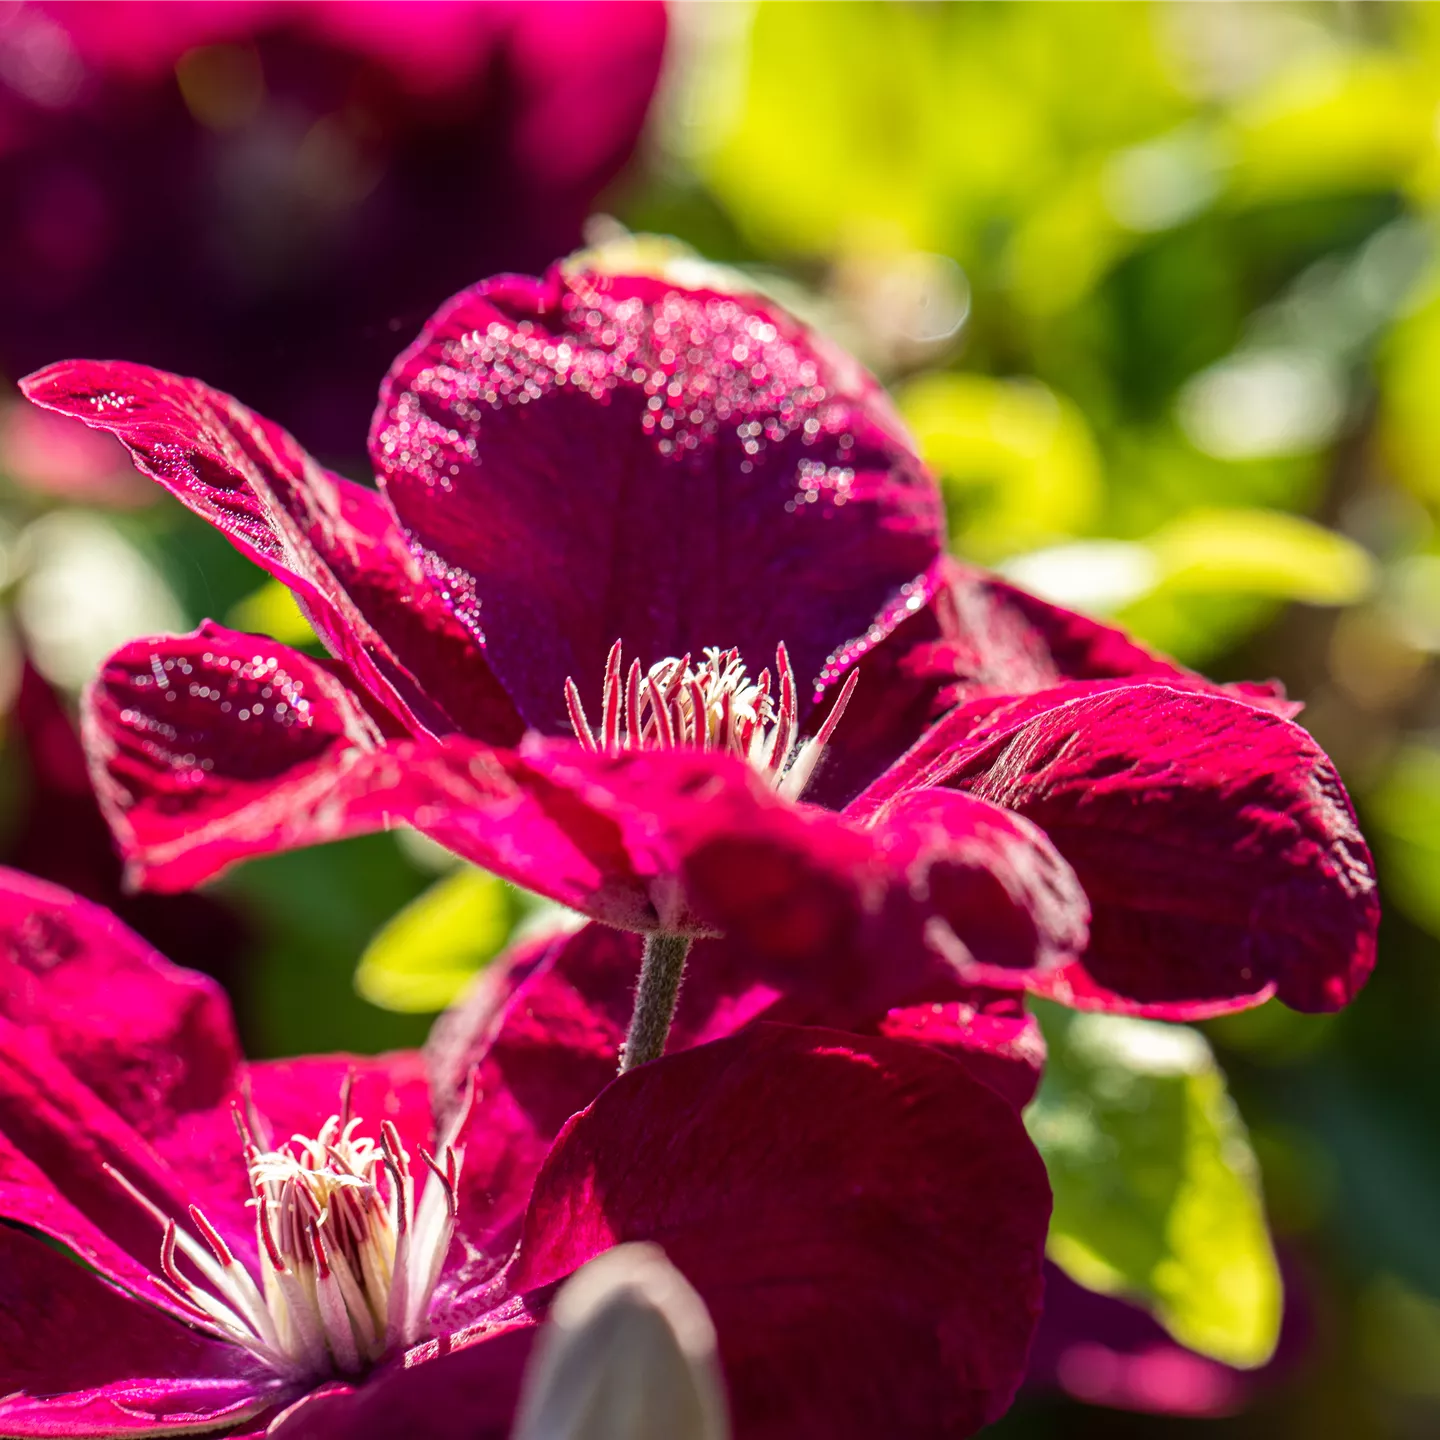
[564,641,857,803]
[106,1077,468,1382]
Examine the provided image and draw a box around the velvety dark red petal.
[0,867,239,1142]
[430,919,1049,1299]
[265,1326,534,1440]
[870,786,1087,983]
[510,1025,1052,1440]
[862,682,1378,1016]
[84,625,427,892]
[409,742,1081,1023]
[427,922,793,1279]
[371,267,942,735]
[877,986,1046,1110]
[0,1012,222,1309]
[0,1223,282,1438]
[801,557,957,810]
[19,361,522,742]
[929,561,1298,714]
[808,557,1299,811]
[428,930,627,1272]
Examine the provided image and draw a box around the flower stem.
[620,932,692,1073]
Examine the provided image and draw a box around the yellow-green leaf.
[1143,506,1374,604]
[899,373,1103,561]
[1367,743,1440,940]
[355,867,515,1014]
[227,579,318,648]
[1026,1001,1282,1368]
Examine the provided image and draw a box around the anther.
[107,1078,463,1384]
[563,641,857,801]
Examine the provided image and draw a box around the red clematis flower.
[0,868,1050,1440]
[21,262,1376,1036]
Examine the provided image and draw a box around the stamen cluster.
[107,1078,467,1381]
[565,640,857,803]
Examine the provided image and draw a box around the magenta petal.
[407,742,1079,1019]
[429,929,631,1264]
[871,786,1088,981]
[868,683,1377,1016]
[1026,1262,1261,1419]
[428,923,791,1271]
[266,1326,534,1440]
[932,561,1299,714]
[0,1012,218,1306]
[432,919,1045,1248]
[84,625,423,891]
[809,557,1298,810]
[0,1224,280,1438]
[371,267,942,734]
[878,988,1046,1110]
[510,1024,1051,1440]
[0,867,239,1141]
[19,361,522,741]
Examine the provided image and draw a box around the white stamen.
[108,1078,466,1383]
[564,642,857,800]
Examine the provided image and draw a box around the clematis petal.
[264,1325,535,1440]
[407,743,1083,1020]
[429,915,1051,1293]
[926,560,1297,714]
[869,786,1088,982]
[84,625,421,892]
[877,987,1046,1111]
[427,923,792,1273]
[510,1024,1052,1440]
[0,1013,223,1310]
[371,267,942,735]
[808,557,1298,810]
[19,361,522,742]
[0,867,239,1141]
[0,1224,282,1438]
[800,558,957,810]
[861,682,1378,1016]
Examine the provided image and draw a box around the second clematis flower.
[0,868,1049,1439]
[21,258,1377,1065]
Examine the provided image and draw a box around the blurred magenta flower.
[1023,1260,1309,1419]
[0,868,1050,1440]
[0,395,151,504]
[23,263,1375,1027]
[0,0,666,457]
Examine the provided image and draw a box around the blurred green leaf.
[1360,1276,1440,1398]
[899,373,1103,559]
[223,833,435,1057]
[355,866,518,1014]
[226,578,318,648]
[1227,53,1433,205]
[1381,277,1440,506]
[1367,744,1440,939]
[1026,1001,1282,1368]
[1144,506,1374,602]
[996,506,1369,664]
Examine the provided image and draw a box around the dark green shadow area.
[218,832,436,1059]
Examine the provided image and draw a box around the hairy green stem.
[620,932,693,1073]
